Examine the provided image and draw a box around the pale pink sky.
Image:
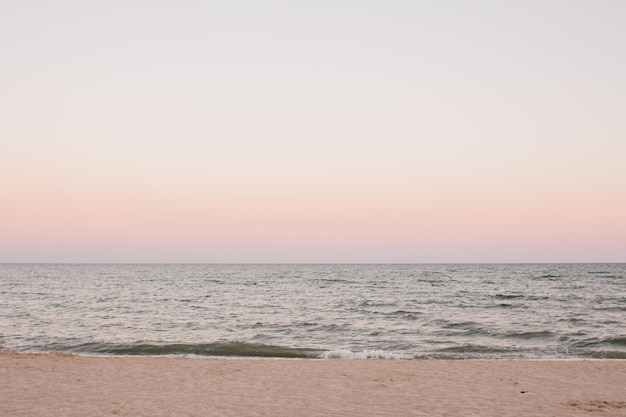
[1,1,625,262]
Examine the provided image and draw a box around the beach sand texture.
[1,351,625,416]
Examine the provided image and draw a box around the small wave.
[359,300,397,307]
[506,330,555,340]
[442,321,480,330]
[527,295,550,301]
[603,336,626,346]
[319,349,412,360]
[593,305,626,312]
[433,344,524,357]
[584,350,626,359]
[571,336,626,350]
[34,341,321,358]
[486,302,529,309]
[387,310,422,320]
[494,294,524,300]
[311,278,355,284]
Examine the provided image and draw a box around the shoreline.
[2,350,623,361]
[2,351,625,416]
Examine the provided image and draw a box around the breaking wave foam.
[319,349,413,360]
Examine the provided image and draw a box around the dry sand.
[1,350,625,416]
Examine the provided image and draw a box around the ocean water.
[1,264,624,359]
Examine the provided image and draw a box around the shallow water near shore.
[1,263,624,359]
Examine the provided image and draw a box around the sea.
[1,263,624,360]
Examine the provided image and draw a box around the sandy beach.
[1,351,625,416]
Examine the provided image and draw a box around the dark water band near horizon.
[1,264,624,359]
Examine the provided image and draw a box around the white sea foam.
[319,349,413,360]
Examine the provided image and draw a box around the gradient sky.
[1,1,625,263]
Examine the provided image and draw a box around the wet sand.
[1,350,625,416]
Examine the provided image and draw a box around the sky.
[1,0,625,263]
